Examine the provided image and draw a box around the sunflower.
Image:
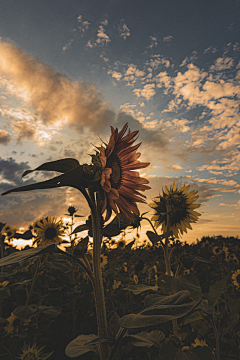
[212,246,222,256]
[2,225,16,239]
[117,239,126,250]
[4,312,21,334]
[18,342,46,360]
[133,274,139,284]
[149,183,201,238]
[112,280,121,291]
[228,254,239,264]
[96,122,150,222]
[232,269,240,288]
[100,254,108,268]
[191,338,208,347]
[33,216,65,246]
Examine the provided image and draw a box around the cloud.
[0,129,11,144]
[163,35,173,43]
[210,57,235,71]
[13,121,36,140]
[107,70,122,81]
[133,84,156,100]
[0,41,115,134]
[118,20,130,40]
[148,36,158,49]
[96,25,111,45]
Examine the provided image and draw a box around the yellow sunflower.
[33,216,65,246]
[100,254,108,268]
[97,122,151,222]
[149,183,201,238]
[2,225,16,239]
[4,312,20,334]
[191,338,208,347]
[18,342,45,360]
[232,269,240,288]
[117,239,126,250]
[133,274,139,284]
[112,280,121,291]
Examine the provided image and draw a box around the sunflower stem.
[89,189,109,360]
[25,256,41,306]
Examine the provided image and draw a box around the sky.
[0,0,239,246]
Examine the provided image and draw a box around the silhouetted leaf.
[72,224,89,234]
[14,230,34,240]
[22,158,80,177]
[127,330,165,348]
[0,243,61,266]
[146,230,173,245]
[65,334,99,358]
[208,275,229,306]
[13,305,38,320]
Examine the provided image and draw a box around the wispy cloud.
[118,20,130,40]
[0,129,11,144]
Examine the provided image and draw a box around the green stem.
[25,256,41,306]
[89,189,109,360]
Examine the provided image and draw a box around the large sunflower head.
[33,216,65,246]
[232,269,240,288]
[96,123,151,222]
[149,183,201,238]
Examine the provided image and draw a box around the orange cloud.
[0,41,114,134]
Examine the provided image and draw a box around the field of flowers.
[0,123,239,360]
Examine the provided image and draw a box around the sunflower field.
[0,123,240,360]
[0,218,240,360]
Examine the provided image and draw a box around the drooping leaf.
[0,222,6,232]
[2,165,89,196]
[127,330,165,348]
[22,158,80,178]
[72,224,89,234]
[146,230,173,245]
[109,311,120,340]
[208,275,229,306]
[14,230,34,240]
[157,274,202,301]
[46,259,72,272]
[0,243,61,266]
[73,236,89,257]
[37,306,62,318]
[123,284,159,295]
[65,334,99,358]
[144,294,167,308]
[118,290,197,329]
[13,305,38,320]
[102,214,132,238]
[0,286,10,299]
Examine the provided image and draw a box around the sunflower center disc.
[107,154,122,189]
[45,227,57,239]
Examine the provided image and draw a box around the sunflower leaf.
[65,334,99,357]
[126,330,165,348]
[13,305,38,320]
[72,224,89,234]
[123,284,159,295]
[14,230,34,240]
[208,275,229,307]
[118,290,197,329]
[1,165,89,196]
[0,244,62,266]
[22,158,80,178]
[0,222,6,232]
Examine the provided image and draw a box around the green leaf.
[172,275,202,301]
[13,305,38,320]
[108,311,120,340]
[123,284,159,295]
[2,165,89,196]
[182,311,203,325]
[72,224,89,234]
[144,294,167,308]
[118,290,197,329]
[0,285,10,299]
[22,158,80,177]
[208,275,229,306]
[0,243,62,266]
[127,330,165,348]
[65,334,99,358]
[157,274,202,301]
[38,306,62,318]
[46,259,72,272]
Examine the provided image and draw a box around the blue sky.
[0,0,239,244]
